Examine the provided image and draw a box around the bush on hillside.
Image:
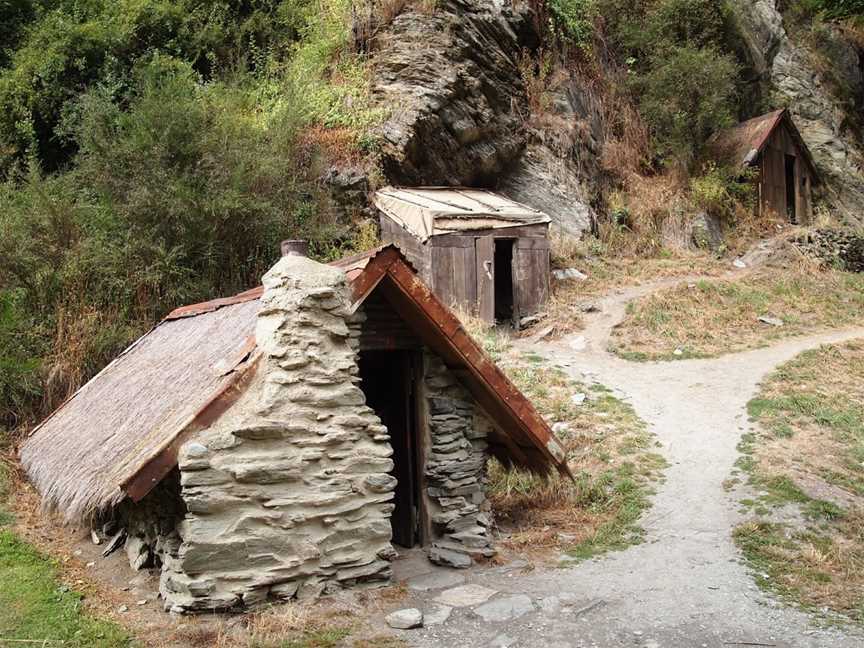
[804,0,864,19]
[0,0,318,174]
[595,0,740,166]
[547,0,597,51]
[0,53,350,431]
[634,46,738,164]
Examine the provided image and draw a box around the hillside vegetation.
[0,0,381,433]
[1,0,862,436]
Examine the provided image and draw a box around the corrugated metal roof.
[707,109,819,181]
[374,187,551,242]
[22,245,568,520]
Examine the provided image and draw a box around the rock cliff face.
[371,0,597,235]
[731,0,864,224]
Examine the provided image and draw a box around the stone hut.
[708,109,821,225]
[21,245,567,613]
[374,187,552,326]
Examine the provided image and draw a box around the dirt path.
[392,280,864,648]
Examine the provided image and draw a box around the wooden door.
[513,238,550,321]
[475,236,495,325]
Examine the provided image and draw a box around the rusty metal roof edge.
[374,255,569,477]
[163,245,417,322]
[120,347,262,502]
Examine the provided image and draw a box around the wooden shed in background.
[708,109,820,225]
[374,187,551,326]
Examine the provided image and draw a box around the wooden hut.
[374,187,552,326]
[708,109,820,225]
[21,245,568,613]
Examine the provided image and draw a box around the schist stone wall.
[115,254,497,612]
[161,256,396,612]
[422,352,495,567]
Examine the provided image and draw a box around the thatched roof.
[707,108,820,181]
[20,300,261,521]
[22,246,567,521]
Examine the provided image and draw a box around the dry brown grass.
[611,263,864,361]
[536,237,729,340]
[486,353,666,560]
[735,341,864,622]
[297,125,367,167]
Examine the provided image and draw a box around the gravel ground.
[390,280,864,648]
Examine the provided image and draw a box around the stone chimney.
[280,239,309,257]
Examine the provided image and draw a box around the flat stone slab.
[407,570,466,592]
[424,604,452,625]
[538,596,560,615]
[472,594,534,623]
[434,584,497,607]
[386,608,423,629]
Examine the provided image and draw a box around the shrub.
[595,0,740,166]
[0,0,319,174]
[634,45,738,165]
[0,290,42,430]
[807,0,864,19]
[548,0,597,51]
[690,162,756,220]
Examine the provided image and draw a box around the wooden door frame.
[411,352,432,547]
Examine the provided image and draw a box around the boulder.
[386,608,424,629]
[689,211,724,251]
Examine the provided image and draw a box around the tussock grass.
[734,340,864,623]
[487,352,666,560]
[186,602,354,648]
[611,267,864,361]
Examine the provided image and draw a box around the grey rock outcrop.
[689,211,724,251]
[371,0,596,236]
[730,0,864,223]
[373,0,530,186]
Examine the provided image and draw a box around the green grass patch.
[0,455,128,646]
[489,350,666,562]
[733,341,864,623]
[0,531,129,646]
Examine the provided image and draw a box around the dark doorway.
[785,154,798,224]
[494,239,514,324]
[357,350,420,548]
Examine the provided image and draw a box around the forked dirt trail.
[398,281,864,648]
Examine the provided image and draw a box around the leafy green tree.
[634,46,738,164]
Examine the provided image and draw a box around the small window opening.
[494,240,514,324]
[785,154,797,224]
[357,350,420,548]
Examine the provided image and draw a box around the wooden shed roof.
[22,246,567,521]
[707,109,820,181]
[374,187,551,242]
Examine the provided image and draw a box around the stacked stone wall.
[422,352,495,568]
[111,257,502,611]
[158,256,397,612]
[117,471,185,573]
